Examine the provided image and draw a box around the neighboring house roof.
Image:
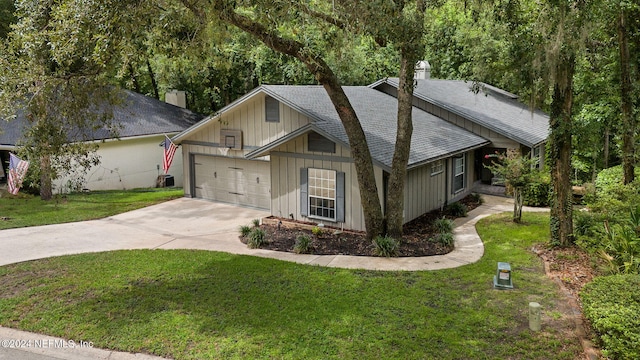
[0,89,203,147]
[176,85,489,171]
[371,78,550,148]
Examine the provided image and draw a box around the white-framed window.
[430,160,443,176]
[452,155,465,193]
[308,168,337,221]
[532,146,541,169]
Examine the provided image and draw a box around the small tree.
[485,149,539,223]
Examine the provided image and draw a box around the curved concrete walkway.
[0,195,546,270]
[0,194,549,360]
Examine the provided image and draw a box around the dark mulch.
[240,195,483,257]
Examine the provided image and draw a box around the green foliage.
[580,274,640,360]
[311,226,323,236]
[573,210,606,250]
[522,172,551,207]
[239,225,252,237]
[252,219,261,227]
[0,0,16,39]
[469,193,484,205]
[599,210,640,275]
[293,234,313,254]
[372,235,399,257]
[586,166,640,220]
[431,232,454,247]
[446,202,467,217]
[433,217,454,234]
[247,228,267,249]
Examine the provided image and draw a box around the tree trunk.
[385,53,416,238]
[128,62,141,93]
[603,126,609,169]
[618,8,635,184]
[549,56,575,247]
[40,154,53,200]
[217,6,385,239]
[146,59,159,100]
[513,187,523,223]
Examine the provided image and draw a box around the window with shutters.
[308,168,336,220]
[265,95,280,122]
[452,155,465,193]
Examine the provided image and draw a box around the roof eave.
[406,140,491,171]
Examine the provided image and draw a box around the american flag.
[8,153,30,195]
[163,135,178,174]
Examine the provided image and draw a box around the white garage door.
[193,155,271,210]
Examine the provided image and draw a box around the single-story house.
[371,78,549,183]
[172,79,549,232]
[0,90,203,191]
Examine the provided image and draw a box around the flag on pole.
[8,153,30,195]
[163,135,178,174]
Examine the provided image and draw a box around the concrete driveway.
[0,198,270,267]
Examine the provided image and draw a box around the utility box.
[493,262,513,289]
[157,174,175,188]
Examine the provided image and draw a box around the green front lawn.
[0,188,184,229]
[0,212,583,359]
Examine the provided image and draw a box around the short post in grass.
[529,302,541,331]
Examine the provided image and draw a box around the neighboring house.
[0,90,203,191]
[371,78,549,184]
[175,82,545,232]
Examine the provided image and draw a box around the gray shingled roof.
[261,85,489,170]
[377,78,549,147]
[0,89,203,147]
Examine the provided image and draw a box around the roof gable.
[251,85,489,170]
[373,78,549,147]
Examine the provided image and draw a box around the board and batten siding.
[269,133,384,232]
[403,163,447,224]
[449,150,476,204]
[181,94,310,197]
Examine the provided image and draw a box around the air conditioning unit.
[220,129,243,150]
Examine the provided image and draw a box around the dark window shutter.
[336,171,345,222]
[300,168,308,216]
[265,95,280,122]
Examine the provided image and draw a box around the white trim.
[307,168,337,222]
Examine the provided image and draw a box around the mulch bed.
[240,195,483,257]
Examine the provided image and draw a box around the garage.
[192,154,271,210]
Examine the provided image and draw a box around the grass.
[0,188,184,229]
[0,212,583,359]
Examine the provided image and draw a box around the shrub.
[252,219,261,227]
[580,274,640,360]
[372,235,399,257]
[600,215,640,275]
[247,228,266,249]
[434,217,454,234]
[587,166,640,219]
[522,173,551,207]
[311,226,323,236]
[431,232,454,247]
[446,202,467,217]
[469,193,484,205]
[239,225,252,237]
[294,234,313,254]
